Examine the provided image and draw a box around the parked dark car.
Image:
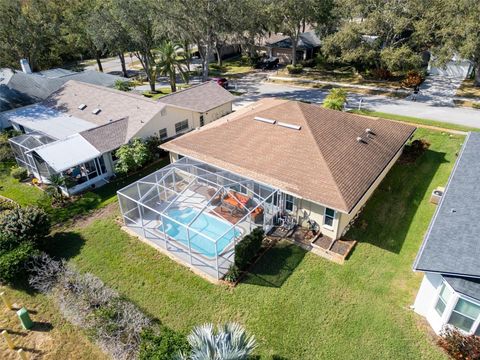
[255,57,279,70]
[209,77,229,88]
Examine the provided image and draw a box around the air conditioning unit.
[430,187,445,205]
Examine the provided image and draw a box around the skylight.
[277,121,301,130]
[78,104,87,110]
[92,108,101,115]
[254,116,276,124]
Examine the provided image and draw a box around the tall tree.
[322,0,425,72]
[110,0,164,91]
[87,0,134,78]
[0,0,64,70]
[268,0,335,66]
[171,0,233,81]
[423,0,480,85]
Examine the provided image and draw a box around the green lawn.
[209,57,253,77]
[46,128,461,359]
[0,158,169,223]
[352,109,480,133]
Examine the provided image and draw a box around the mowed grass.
[0,158,169,223]
[46,128,462,359]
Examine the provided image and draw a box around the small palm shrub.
[437,326,480,360]
[323,88,348,111]
[10,166,28,180]
[286,64,303,74]
[178,322,256,360]
[224,264,240,283]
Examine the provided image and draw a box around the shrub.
[139,327,190,360]
[323,88,348,111]
[437,327,480,360]
[0,198,16,212]
[115,138,151,175]
[114,80,133,92]
[401,138,430,163]
[145,136,166,159]
[299,58,316,68]
[28,255,152,360]
[0,240,36,284]
[286,64,303,74]
[0,206,51,245]
[0,145,13,162]
[402,70,424,88]
[10,166,28,180]
[369,68,392,80]
[224,264,240,283]
[234,227,264,270]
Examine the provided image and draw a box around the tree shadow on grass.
[346,148,447,254]
[44,232,85,260]
[242,240,306,288]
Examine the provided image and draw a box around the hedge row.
[234,227,264,270]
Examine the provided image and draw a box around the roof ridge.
[297,102,349,210]
[156,82,209,101]
[64,80,161,105]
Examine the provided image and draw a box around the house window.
[159,128,168,140]
[200,115,205,127]
[285,194,295,212]
[448,298,480,333]
[324,208,335,227]
[435,283,452,317]
[175,119,189,134]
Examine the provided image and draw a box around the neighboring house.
[428,54,473,79]
[117,98,415,280]
[257,30,321,64]
[413,132,480,336]
[4,80,234,195]
[0,67,122,128]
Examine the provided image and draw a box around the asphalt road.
[232,73,480,129]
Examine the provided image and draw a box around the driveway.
[232,73,480,129]
[408,74,463,106]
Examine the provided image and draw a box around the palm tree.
[156,41,189,93]
[177,322,256,360]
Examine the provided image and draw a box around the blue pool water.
[160,208,241,258]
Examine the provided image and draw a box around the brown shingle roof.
[161,99,416,213]
[157,82,235,113]
[80,118,128,153]
[42,80,165,141]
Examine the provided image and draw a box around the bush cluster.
[402,70,424,88]
[437,327,480,360]
[286,64,303,74]
[139,327,190,360]
[29,254,154,360]
[234,227,264,271]
[0,206,50,284]
[10,165,28,180]
[114,138,151,175]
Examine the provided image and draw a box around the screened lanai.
[117,157,280,280]
[9,131,56,177]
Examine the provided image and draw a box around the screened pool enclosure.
[117,157,280,280]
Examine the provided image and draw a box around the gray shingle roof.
[266,31,321,49]
[443,275,480,302]
[0,68,122,106]
[413,132,480,278]
[80,118,128,153]
[158,82,235,113]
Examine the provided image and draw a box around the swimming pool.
[160,208,241,258]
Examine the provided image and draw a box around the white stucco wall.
[413,273,445,334]
[134,102,232,141]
